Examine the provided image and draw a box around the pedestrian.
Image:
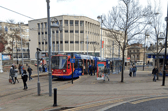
[132,65,137,77]
[9,67,15,84]
[14,66,19,83]
[39,64,42,73]
[129,66,133,77]
[152,66,158,82]
[20,64,23,74]
[103,66,110,81]
[22,70,28,90]
[18,64,21,74]
[93,64,96,76]
[27,66,33,81]
[89,64,93,76]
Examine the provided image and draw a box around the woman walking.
[22,70,28,90]
[14,66,19,83]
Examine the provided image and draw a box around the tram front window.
[52,56,67,69]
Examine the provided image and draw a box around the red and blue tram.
[51,53,109,79]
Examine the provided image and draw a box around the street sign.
[35,52,42,59]
[70,59,75,63]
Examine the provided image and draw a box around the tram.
[51,53,107,79]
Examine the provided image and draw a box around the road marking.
[64,99,123,111]
[130,96,168,104]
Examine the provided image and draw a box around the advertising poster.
[97,62,106,80]
[2,55,11,60]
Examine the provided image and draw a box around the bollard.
[53,88,57,106]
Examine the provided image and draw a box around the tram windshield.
[52,56,67,69]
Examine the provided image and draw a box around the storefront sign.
[2,55,11,60]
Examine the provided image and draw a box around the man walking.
[89,64,93,76]
[132,65,137,77]
[103,66,110,81]
[152,66,158,82]
[10,67,15,84]
[27,66,33,81]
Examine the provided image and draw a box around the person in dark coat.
[152,66,158,82]
[22,70,28,90]
[10,67,15,84]
[27,66,33,81]
[18,64,21,74]
[89,64,93,76]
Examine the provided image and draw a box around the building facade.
[29,15,101,59]
[0,22,29,60]
[29,15,124,60]
[127,43,144,63]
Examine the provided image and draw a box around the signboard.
[2,55,11,60]
[0,53,3,73]
[97,62,106,80]
[70,59,75,63]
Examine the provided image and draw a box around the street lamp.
[97,15,103,57]
[28,39,31,60]
[143,32,149,71]
[46,0,60,96]
[162,5,168,86]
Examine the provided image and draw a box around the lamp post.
[37,48,41,95]
[143,32,149,71]
[97,15,103,57]
[16,39,18,64]
[19,23,24,65]
[28,39,31,60]
[162,4,168,86]
[46,0,60,96]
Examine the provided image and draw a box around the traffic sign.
[70,59,75,63]
[35,52,42,59]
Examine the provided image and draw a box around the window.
[80,21,84,26]
[41,23,43,29]
[45,42,47,44]
[65,30,68,33]
[70,41,74,43]
[80,30,84,33]
[42,42,44,44]
[60,30,62,33]
[70,20,73,26]
[56,41,59,44]
[38,32,40,35]
[52,31,55,34]
[38,23,40,29]
[65,41,68,43]
[80,41,84,44]
[70,30,73,33]
[75,41,79,43]
[56,30,58,33]
[45,32,47,34]
[42,32,44,35]
[75,30,79,33]
[53,41,55,44]
[39,42,41,45]
[60,20,62,26]
[64,20,68,26]
[75,21,79,26]
[60,41,63,44]
[45,22,47,28]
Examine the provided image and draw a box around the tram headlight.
[63,70,66,72]
[52,70,53,72]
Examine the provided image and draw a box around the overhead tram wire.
[0,5,46,24]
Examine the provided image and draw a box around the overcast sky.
[0,0,167,24]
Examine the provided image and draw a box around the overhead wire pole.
[19,23,24,66]
[162,3,168,86]
[46,0,52,96]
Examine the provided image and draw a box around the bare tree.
[0,20,27,63]
[103,0,153,82]
[146,0,165,80]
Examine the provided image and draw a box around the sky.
[0,0,167,24]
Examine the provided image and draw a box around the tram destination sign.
[70,59,75,63]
